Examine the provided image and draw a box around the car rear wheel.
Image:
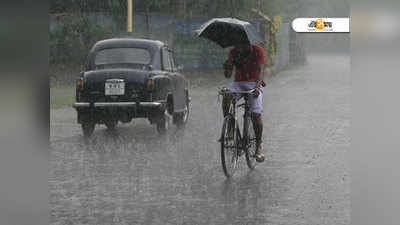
[105,119,118,130]
[82,122,95,138]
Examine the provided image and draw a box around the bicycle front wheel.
[220,114,239,178]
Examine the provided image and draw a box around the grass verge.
[50,85,75,109]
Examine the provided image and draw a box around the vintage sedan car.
[73,38,190,137]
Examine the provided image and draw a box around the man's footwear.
[255,153,265,162]
[255,144,265,163]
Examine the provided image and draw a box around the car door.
[153,47,172,102]
[167,49,186,113]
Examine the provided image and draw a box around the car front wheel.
[156,112,170,134]
[175,91,190,128]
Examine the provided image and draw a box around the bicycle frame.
[219,88,257,177]
[228,93,252,154]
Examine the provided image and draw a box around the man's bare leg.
[222,94,232,117]
[251,112,265,162]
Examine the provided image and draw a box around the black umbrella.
[195,18,263,48]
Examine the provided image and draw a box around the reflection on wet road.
[50,55,350,225]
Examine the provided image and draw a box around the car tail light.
[76,77,83,90]
[145,78,153,91]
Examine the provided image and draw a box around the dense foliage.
[49,0,348,66]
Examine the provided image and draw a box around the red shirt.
[228,45,265,82]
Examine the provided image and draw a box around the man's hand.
[252,87,260,98]
[223,61,233,78]
[256,80,266,88]
[253,80,266,98]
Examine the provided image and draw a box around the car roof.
[87,38,167,70]
[91,38,166,52]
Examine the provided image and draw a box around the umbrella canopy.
[195,18,263,48]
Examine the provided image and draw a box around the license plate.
[105,79,125,95]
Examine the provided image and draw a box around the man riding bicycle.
[222,43,266,162]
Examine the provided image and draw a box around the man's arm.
[255,64,265,88]
[224,49,234,78]
[223,60,233,78]
[255,46,266,88]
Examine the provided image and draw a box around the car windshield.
[94,48,151,69]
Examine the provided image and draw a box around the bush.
[50,14,114,66]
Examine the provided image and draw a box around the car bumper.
[73,102,163,109]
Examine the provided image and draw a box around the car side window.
[169,50,176,71]
[162,48,172,71]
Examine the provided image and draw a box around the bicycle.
[218,87,258,178]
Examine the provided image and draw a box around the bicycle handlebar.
[218,88,256,95]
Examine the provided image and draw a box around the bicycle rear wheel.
[220,114,239,178]
[244,115,257,169]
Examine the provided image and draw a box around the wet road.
[50,55,350,225]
